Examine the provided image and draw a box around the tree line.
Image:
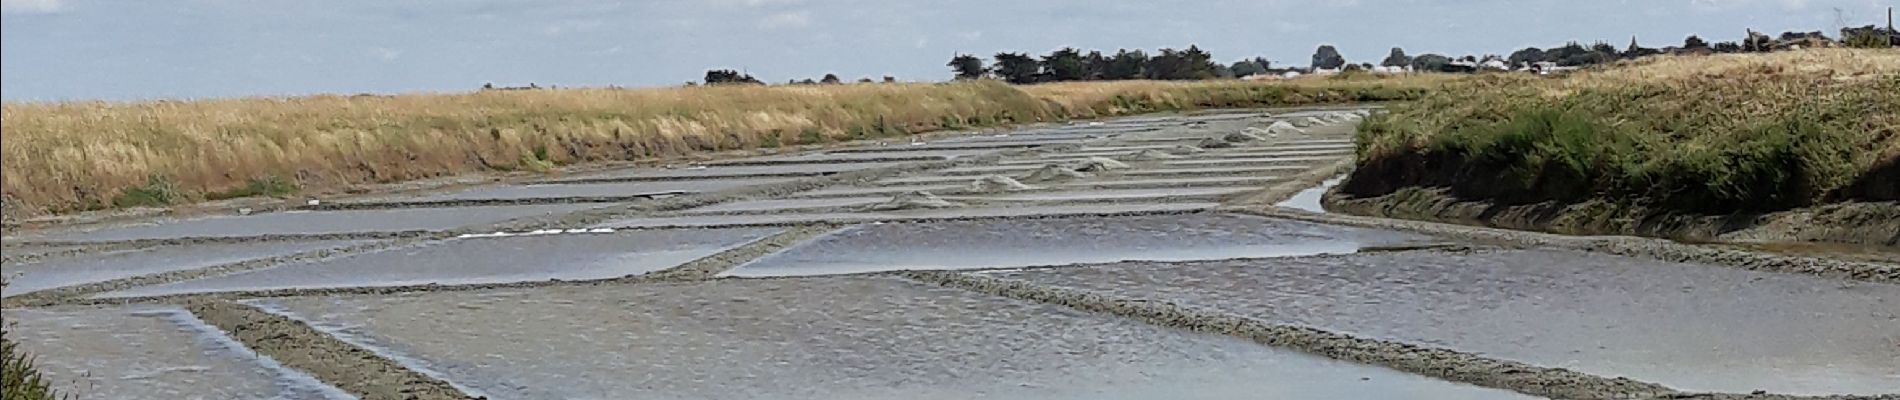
[947,46,1282,84]
[694,24,1895,86]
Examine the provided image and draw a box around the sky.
[2,0,1893,101]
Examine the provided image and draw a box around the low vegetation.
[3,281,59,400]
[1,76,1447,216]
[1347,49,1900,214]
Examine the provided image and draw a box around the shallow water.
[396,178,793,202]
[680,197,891,213]
[590,203,1218,229]
[96,228,778,297]
[249,278,1530,400]
[950,187,1253,202]
[542,162,904,182]
[1,240,372,297]
[31,203,606,242]
[1,306,354,400]
[993,249,1900,395]
[1277,175,1346,213]
[724,213,1431,277]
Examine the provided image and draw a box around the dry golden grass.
[2,77,1446,216]
[1355,48,1900,212]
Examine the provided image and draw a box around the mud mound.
[1124,149,1183,160]
[1266,121,1302,135]
[860,191,962,211]
[1225,130,1269,143]
[969,175,1038,192]
[1166,145,1207,155]
[1290,117,1322,127]
[1197,138,1236,149]
[1019,164,1093,183]
[1070,157,1131,173]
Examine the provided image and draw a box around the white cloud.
[1,0,64,14]
[957,30,984,40]
[757,11,811,29]
[914,38,929,48]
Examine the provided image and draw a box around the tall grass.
[2,77,1446,216]
[1354,49,1900,213]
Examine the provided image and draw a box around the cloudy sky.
[2,0,1892,100]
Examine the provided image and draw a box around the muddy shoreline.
[187,301,476,400]
[1323,187,1900,248]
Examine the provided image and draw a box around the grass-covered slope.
[2,77,1442,217]
[1346,50,1900,215]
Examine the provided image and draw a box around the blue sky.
[2,0,1892,100]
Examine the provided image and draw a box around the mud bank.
[1323,187,1900,248]
[187,301,475,400]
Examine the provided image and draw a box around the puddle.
[542,162,904,182]
[1214,149,1354,158]
[952,187,1254,202]
[793,184,966,198]
[1277,175,1346,213]
[992,249,1900,395]
[723,213,1429,277]
[32,203,606,242]
[1120,166,1309,176]
[0,306,354,400]
[680,197,891,213]
[249,278,1529,400]
[937,165,1044,176]
[711,149,996,164]
[396,178,794,202]
[1,240,374,297]
[95,228,778,297]
[590,203,1218,229]
[1162,156,1344,167]
[1067,176,1283,189]
[870,175,996,186]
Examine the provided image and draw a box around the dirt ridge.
[188,301,477,400]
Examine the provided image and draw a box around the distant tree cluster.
[702,69,763,85]
[949,45,1247,83]
[1492,27,1888,70]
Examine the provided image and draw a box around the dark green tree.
[1507,47,1546,67]
[948,54,986,80]
[820,73,842,84]
[1380,47,1412,67]
[1228,58,1267,77]
[1179,45,1219,79]
[703,69,762,85]
[1310,45,1346,70]
[1683,35,1710,49]
[991,52,1042,84]
[1105,49,1148,80]
[1083,50,1109,80]
[1040,47,1089,82]
[1145,48,1184,80]
[1410,53,1452,72]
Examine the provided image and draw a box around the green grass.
[3,280,60,400]
[2,332,57,400]
[1353,50,1900,214]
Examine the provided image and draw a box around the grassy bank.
[1347,49,1900,216]
[1,77,1444,217]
